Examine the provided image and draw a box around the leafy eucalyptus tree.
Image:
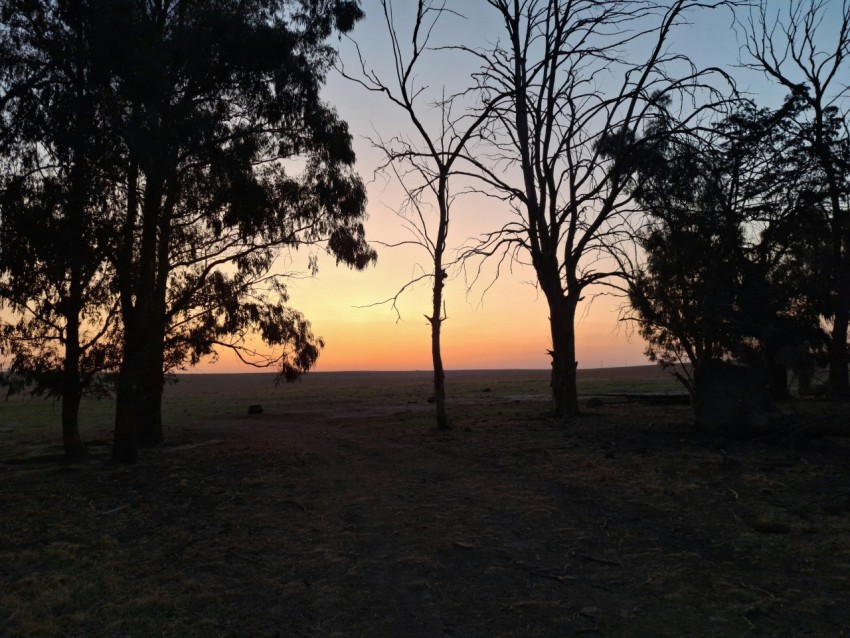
[91,0,375,462]
[740,0,850,394]
[0,0,119,459]
[628,103,827,397]
[1,1,376,463]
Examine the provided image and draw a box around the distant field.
[170,364,683,401]
[0,365,683,438]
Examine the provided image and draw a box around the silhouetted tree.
[740,0,850,394]
[341,0,498,430]
[1,1,375,463]
[628,103,827,397]
[0,0,119,459]
[94,0,375,462]
[460,0,735,417]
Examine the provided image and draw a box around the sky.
[202,0,837,373]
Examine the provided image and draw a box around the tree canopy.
[0,0,376,462]
[628,102,828,397]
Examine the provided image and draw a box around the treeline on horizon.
[0,0,848,461]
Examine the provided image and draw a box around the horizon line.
[180,363,660,375]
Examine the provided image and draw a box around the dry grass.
[1,367,849,637]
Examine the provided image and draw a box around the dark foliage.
[0,0,375,461]
[629,102,828,397]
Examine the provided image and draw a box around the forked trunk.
[113,154,165,461]
[137,177,174,446]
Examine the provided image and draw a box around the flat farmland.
[2,367,849,637]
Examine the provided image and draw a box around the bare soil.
[2,368,849,637]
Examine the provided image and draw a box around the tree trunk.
[431,268,449,430]
[113,143,171,458]
[135,173,175,446]
[547,293,580,418]
[112,157,141,464]
[113,304,143,463]
[62,150,87,460]
[113,308,163,457]
[112,355,139,464]
[815,110,849,396]
[61,80,90,461]
[61,312,86,460]
[137,337,165,446]
[430,169,451,431]
[829,305,849,395]
[431,324,448,430]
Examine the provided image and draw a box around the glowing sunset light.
[200,259,647,373]
[200,0,825,375]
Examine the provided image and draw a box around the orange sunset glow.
[190,2,763,375]
[196,32,663,374]
[200,250,649,372]
[147,0,822,377]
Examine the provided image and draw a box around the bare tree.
[341,1,498,430]
[459,0,735,417]
[740,0,850,394]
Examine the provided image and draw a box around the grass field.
[0,366,683,444]
[2,365,849,637]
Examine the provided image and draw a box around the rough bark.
[136,336,165,447]
[61,314,86,460]
[430,262,448,430]
[111,157,141,464]
[112,353,139,464]
[546,292,580,418]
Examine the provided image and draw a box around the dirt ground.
[2,369,850,637]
